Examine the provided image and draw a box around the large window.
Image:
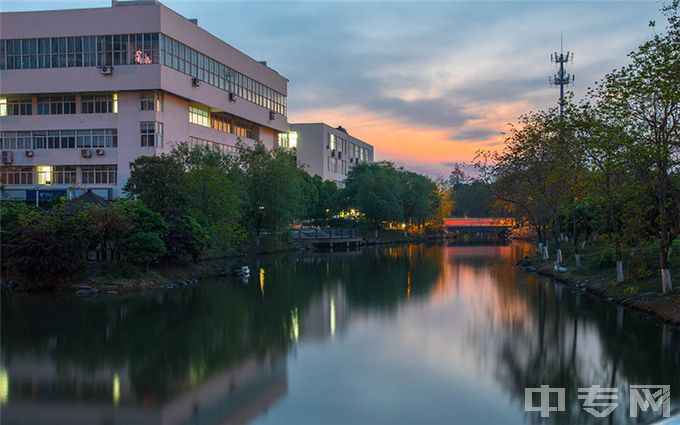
[188,136,236,155]
[81,165,117,185]
[0,129,116,150]
[37,165,53,185]
[0,96,32,116]
[140,122,163,147]
[37,95,76,115]
[189,106,210,127]
[81,93,117,114]
[0,166,33,185]
[159,34,286,116]
[0,33,159,70]
[54,166,77,184]
[140,91,163,111]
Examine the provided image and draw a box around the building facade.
[0,0,288,201]
[288,123,373,187]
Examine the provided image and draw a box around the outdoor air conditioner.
[192,77,201,87]
[269,110,276,121]
[1,151,13,165]
[99,65,113,75]
[331,150,336,157]
[228,92,237,102]
[25,150,34,158]
[96,149,105,156]
[81,149,92,158]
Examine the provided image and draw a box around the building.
[287,123,374,188]
[0,0,288,201]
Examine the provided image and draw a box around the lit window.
[329,133,336,150]
[37,165,53,185]
[0,97,6,116]
[189,105,210,127]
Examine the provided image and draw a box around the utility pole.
[549,33,574,115]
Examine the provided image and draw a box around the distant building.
[287,123,374,188]
[0,0,288,201]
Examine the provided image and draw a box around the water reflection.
[1,242,678,424]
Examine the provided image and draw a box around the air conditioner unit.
[81,149,92,158]
[228,92,237,102]
[1,151,13,165]
[99,65,113,75]
[269,110,276,121]
[96,149,105,156]
[331,150,335,157]
[192,77,201,87]
[25,150,34,158]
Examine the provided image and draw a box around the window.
[37,95,76,115]
[81,93,117,114]
[158,34,287,116]
[329,133,336,150]
[54,166,77,184]
[1,97,32,116]
[81,165,117,185]
[189,105,210,127]
[278,131,298,149]
[140,91,163,111]
[0,166,33,185]
[140,121,163,147]
[37,165,53,185]
[0,129,116,149]
[211,114,230,133]
[188,136,236,155]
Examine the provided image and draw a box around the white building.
[288,123,374,187]
[0,0,288,201]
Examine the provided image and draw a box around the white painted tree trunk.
[616,261,624,283]
[542,246,549,260]
[556,249,563,264]
[575,254,582,268]
[661,269,672,294]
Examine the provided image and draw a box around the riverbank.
[518,244,680,326]
[2,230,448,295]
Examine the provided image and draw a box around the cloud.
[451,128,500,142]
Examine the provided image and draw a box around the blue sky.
[0,0,666,176]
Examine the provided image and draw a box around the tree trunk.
[661,269,672,295]
[556,249,563,264]
[575,253,582,268]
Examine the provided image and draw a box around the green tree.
[124,155,189,219]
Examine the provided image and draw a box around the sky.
[0,0,666,177]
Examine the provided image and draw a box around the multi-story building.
[0,0,288,201]
[287,123,374,188]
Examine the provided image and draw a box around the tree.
[343,162,405,232]
[165,214,211,263]
[591,1,680,293]
[401,171,440,230]
[124,155,189,220]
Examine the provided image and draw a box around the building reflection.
[2,351,287,425]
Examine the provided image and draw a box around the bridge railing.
[292,227,360,240]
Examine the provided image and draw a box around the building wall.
[0,0,288,200]
[291,123,374,188]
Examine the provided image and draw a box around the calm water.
[1,242,679,425]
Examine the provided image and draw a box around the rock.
[75,288,97,297]
[106,290,119,295]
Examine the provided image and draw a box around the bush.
[5,227,82,286]
[122,231,166,267]
[165,214,211,262]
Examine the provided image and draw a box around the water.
[1,242,678,425]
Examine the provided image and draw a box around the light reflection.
[330,297,336,338]
[407,271,411,300]
[0,367,8,405]
[112,373,120,406]
[290,308,299,342]
[260,268,265,296]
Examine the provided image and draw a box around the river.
[1,242,678,424]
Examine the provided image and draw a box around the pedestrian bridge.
[444,218,514,230]
[291,227,363,248]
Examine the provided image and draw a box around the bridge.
[292,227,363,248]
[443,218,514,239]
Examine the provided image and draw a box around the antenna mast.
[549,32,574,115]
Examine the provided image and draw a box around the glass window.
[0,166,33,185]
[4,97,32,116]
[54,166,77,184]
[37,165,53,185]
[81,165,117,185]
[140,121,163,147]
[189,105,210,127]
[37,95,76,115]
[81,93,116,114]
